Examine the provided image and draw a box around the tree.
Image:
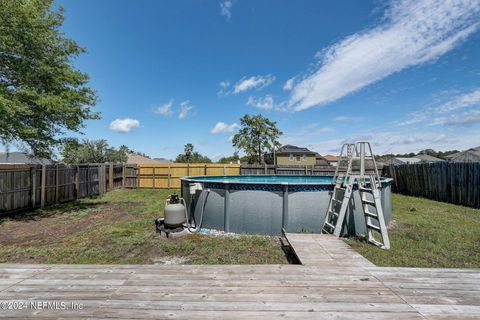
[232,114,282,164]
[218,151,240,164]
[61,139,128,163]
[184,143,194,163]
[175,144,211,163]
[0,0,98,157]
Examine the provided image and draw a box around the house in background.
[446,146,480,162]
[276,145,317,165]
[390,157,422,165]
[315,154,330,166]
[323,155,339,167]
[127,153,171,164]
[415,154,445,163]
[0,152,54,165]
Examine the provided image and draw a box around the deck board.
[0,233,478,319]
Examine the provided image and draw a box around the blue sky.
[52,0,480,160]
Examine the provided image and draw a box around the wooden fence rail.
[382,162,480,208]
[0,163,128,214]
[240,164,336,175]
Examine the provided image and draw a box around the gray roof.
[446,146,480,162]
[394,157,422,164]
[416,154,445,162]
[0,152,54,165]
[277,145,316,155]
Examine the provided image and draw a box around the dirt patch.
[0,202,137,247]
[153,256,190,265]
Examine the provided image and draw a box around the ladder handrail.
[322,141,390,249]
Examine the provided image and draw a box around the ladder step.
[324,221,335,229]
[359,187,372,193]
[365,210,378,218]
[368,238,385,247]
[328,210,339,217]
[366,223,381,231]
[362,198,376,206]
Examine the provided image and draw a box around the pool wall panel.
[182,177,393,236]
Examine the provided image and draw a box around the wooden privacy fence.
[240,164,336,175]
[136,163,240,189]
[0,163,125,214]
[239,164,382,176]
[382,162,480,208]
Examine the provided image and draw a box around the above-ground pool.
[181,175,393,236]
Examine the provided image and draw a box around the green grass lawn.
[0,189,287,264]
[346,193,480,268]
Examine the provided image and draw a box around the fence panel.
[136,163,241,189]
[240,164,339,175]
[0,163,127,215]
[382,162,480,208]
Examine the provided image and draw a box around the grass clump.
[346,193,480,268]
[0,189,287,265]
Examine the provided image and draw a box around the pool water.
[185,175,334,184]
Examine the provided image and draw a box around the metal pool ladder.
[322,141,390,249]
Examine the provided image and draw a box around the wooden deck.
[0,233,478,319]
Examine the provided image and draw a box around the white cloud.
[109,118,141,133]
[288,0,480,111]
[399,87,480,126]
[334,115,364,121]
[283,78,295,91]
[247,95,276,110]
[433,109,480,126]
[233,75,275,94]
[179,101,193,119]
[153,100,173,116]
[285,128,480,156]
[218,81,230,95]
[220,0,233,21]
[210,122,239,134]
[436,88,480,113]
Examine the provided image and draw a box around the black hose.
[183,189,210,233]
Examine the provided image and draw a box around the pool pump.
[155,185,210,237]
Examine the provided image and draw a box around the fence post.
[187,163,190,176]
[168,165,171,189]
[55,164,60,203]
[99,164,105,194]
[122,164,126,188]
[75,165,80,199]
[264,163,267,174]
[223,164,226,175]
[152,166,156,189]
[40,165,46,208]
[109,162,114,191]
[305,165,308,175]
[204,164,207,176]
[30,166,36,208]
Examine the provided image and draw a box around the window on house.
[289,154,293,161]
[296,155,301,162]
[303,154,307,160]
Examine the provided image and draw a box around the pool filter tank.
[156,186,210,236]
[164,193,186,228]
